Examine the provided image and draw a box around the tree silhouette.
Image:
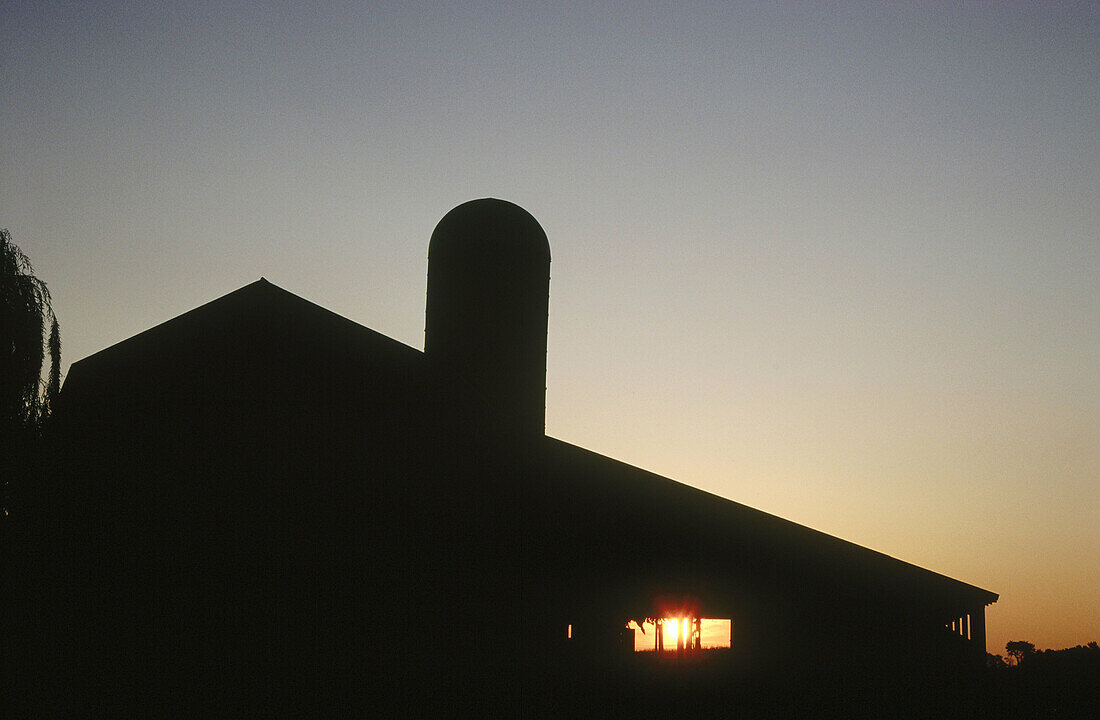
[1005,640,1037,666]
[1,227,61,517]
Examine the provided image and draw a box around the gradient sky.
[3,1,1096,656]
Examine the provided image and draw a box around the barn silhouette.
[24,199,997,715]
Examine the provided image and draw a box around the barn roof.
[59,279,998,611]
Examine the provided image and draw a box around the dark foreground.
[5,633,1097,719]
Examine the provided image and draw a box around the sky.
[2,1,1096,656]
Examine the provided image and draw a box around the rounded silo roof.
[428,198,550,268]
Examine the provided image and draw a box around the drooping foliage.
[2,228,63,522]
[1,227,61,431]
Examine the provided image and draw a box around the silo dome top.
[428,198,550,268]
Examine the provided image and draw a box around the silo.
[424,199,551,438]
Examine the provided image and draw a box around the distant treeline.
[983,641,1099,719]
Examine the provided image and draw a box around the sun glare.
[629,618,732,652]
[664,618,680,646]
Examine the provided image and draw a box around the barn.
[18,199,996,715]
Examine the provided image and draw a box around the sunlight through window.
[628,618,731,652]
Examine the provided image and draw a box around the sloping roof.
[62,278,422,404]
[59,279,997,611]
[541,437,998,610]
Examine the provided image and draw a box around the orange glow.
[664,618,680,646]
[629,618,731,652]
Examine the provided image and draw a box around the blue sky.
[3,1,1097,653]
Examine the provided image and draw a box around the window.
[627,618,732,652]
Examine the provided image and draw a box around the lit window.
[627,618,732,652]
